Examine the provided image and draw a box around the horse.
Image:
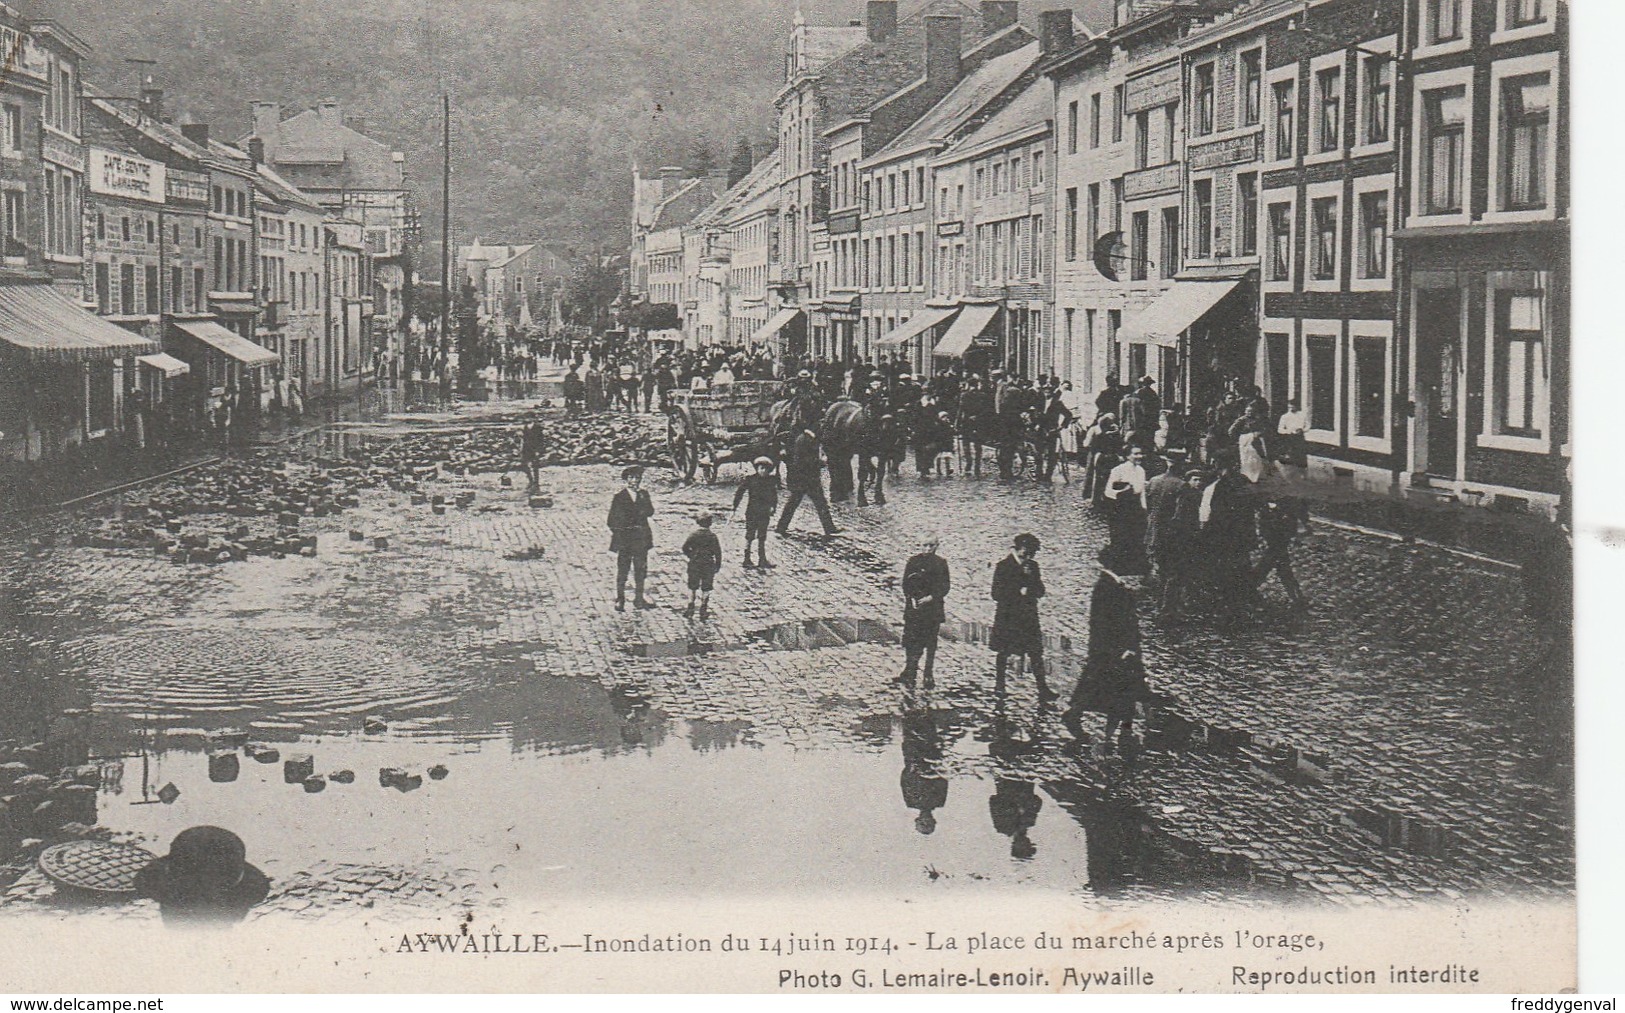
[765,392,824,463]
[822,398,901,506]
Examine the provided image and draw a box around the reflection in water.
[899,707,947,835]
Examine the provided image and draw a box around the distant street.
[0,400,1572,917]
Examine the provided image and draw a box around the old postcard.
[0,0,1589,995]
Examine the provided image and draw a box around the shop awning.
[748,307,803,345]
[1119,279,1242,348]
[0,284,159,363]
[171,319,278,367]
[932,304,999,358]
[875,305,958,347]
[136,352,191,378]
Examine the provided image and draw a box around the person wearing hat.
[681,512,724,620]
[776,424,841,537]
[989,533,1058,705]
[134,825,270,925]
[732,456,781,568]
[607,465,657,611]
[1118,380,1155,454]
[1062,553,1150,759]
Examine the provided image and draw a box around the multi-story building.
[774,0,1004,347]
[1,14,159,469]
[721,150,782,347]
[1047,2,1231,401]
[323,218,368,387]
[930,67,1057,377]
[857,27,1049,374]
[245,100,418,392]
[252,161,325,392]
[1394,0,1568,515]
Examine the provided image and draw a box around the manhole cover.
[38,841,158,896]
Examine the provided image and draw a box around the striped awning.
[171,319,278,367]
[0,284,159,363]
[875,305,957,347]
[932,304,1000,358]
[136,352,191,378]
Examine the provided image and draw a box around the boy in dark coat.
[895,535,951,691]
[607,465,656,611]
[732,456,780,568]
[1063,550,1149,757]
[990,533,1057,705]
[682,513,723,620]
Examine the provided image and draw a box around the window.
[1130,211,1149,281]
[195,228,204,247]
[1237,173,1259,256]
[1316,66,1342,153]
[900,233,911,287]
[121,217,131,242]
[1034,215,1045,276]
[146,220,156,245]
[1110,179,1123,231]
[1065,187,1079,262]
[1,190,19,250]
[1428,0,1463,43]
[1195,63,1215,135]
[1112,85,1125,142]
[1364,57,1392,145]
[1422,87,1468,214]
[1068,100,1079,154]
[42,169,55,254]
[1311,197,1338,281]
[120,263,135,315]
[94,262,110,313]
[145,265,159,314]
[916,167,925,203]
[1273,80,1296,160]
[1353,337,1387,439]
[1193,179,1212,258]
[2,105,21,153]
[889,174,898,209]
[194,268,205,311]
[1011,156,1024,190]
[212,186,223,214]
[1086,183,1100,249]
[1359,190,1389,278]
[1508,0,1546,28]
[1268,202,1293,282]
[171,266,183,312]
[902,170,911,207]
[1501,73,1552,211]
[1491,285,1548,440]
[1241,50,1263,126]
[1160,207,1180,278]
[1134,111,1150,168]
[1090,93,1102,148]
[1162,105,1176,163]
[1306,335,1338,433]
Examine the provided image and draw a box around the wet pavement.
[0,409,1574,920]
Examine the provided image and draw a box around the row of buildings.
[627,0,1569,515]
[0,3,418,470]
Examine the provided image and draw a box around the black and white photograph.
[0,0,1600,996]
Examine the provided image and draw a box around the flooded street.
[0,407,1573,921]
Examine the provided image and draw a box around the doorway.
[1414,287,1463,481]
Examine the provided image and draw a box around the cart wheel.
[666,410,698,481]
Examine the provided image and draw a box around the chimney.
[181,123,210,146]
[925,15,964,87]
[139,82,164,121]
[247,137,265,165]
[251,101,280,161]
[659,165,685,189]
[1040,9,1076,56]
[344,115,368,135]
[317,99,341,123]
[981,1,1019,36]
[866,1,897,43]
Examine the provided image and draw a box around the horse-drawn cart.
[664,380,790,483]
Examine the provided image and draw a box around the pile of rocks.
[0,737,103,863]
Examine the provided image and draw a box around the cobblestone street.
[0,408,1574,920]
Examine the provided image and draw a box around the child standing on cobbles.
[682,513,724,620]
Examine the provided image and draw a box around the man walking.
[519,418,548,493]
[607,465,656,611]
[776,424,841,537]
[1253,498,1308,609]
[990,533,1057,706]
[895,536,950,691]
[732,456,780,568]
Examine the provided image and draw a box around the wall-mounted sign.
[1124,64,1180,114]
[89,148,167,203]
[42,134,86,172]
[1188,132,1263,172]
[0,25,51,81]
[167,169,209,204]
[937,221,964,237]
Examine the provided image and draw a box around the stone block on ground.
[283,754,315,784]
